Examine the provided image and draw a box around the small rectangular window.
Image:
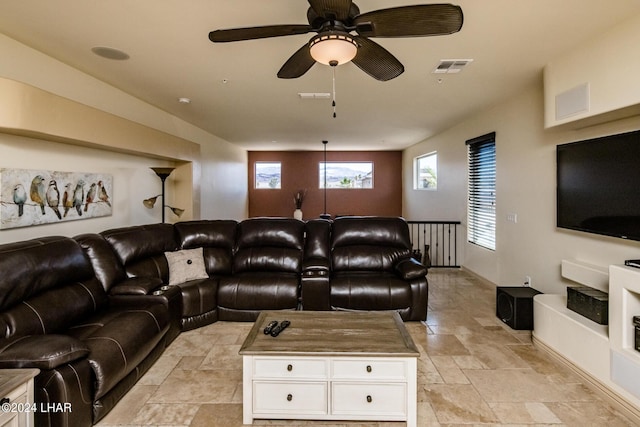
[414,152,437,190]
[319,162,373,189]
[255,162,281,189]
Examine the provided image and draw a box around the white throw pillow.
[164,247,208,286]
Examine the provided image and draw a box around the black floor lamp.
[320,140,331,220]
[143,167,184,223]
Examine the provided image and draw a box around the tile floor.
[96,269,635,426]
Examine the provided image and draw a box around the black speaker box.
[496,287,541,330]
[566,286,608,325]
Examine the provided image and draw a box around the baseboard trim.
[533,335,640,424]
[459,266,497,287]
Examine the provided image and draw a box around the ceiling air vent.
[298,93,331,99]
[433,59,473,74]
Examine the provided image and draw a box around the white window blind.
[467,132,496,250]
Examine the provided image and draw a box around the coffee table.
[239,310,420,426]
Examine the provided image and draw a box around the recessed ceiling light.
[91,46,130,60]
[178,97,191,104]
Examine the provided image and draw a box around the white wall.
[0,34,247,244]
[403,80,640,294]
[200,136,248,220]
[0,133,171,243]
[544,13,640,128]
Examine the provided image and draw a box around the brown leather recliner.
[75,232,183,342]
[99,223,220,331]
[0,236,170,427]
[217,217,304,321]
[303,216,428,321]
[173,219,238,327]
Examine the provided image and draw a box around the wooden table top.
[240,311,420,357]
[0,369,39,397]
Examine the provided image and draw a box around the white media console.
[533,260,640,421]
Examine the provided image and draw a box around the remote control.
[263,320,278,335]
[270,320,291,337]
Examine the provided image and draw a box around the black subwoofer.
[496,287,541,330]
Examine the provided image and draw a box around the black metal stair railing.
[407,221,461,268]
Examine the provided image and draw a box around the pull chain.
[330,61,338,118]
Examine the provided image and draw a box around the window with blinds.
[467,132,496,250]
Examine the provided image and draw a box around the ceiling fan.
[208,1,463,81]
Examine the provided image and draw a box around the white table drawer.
[253,358,327,379]
[2,382,27,400]
[332,359,408,380]
[254,381,327,415]
[0,390,27,426]
[0,411,18,427]
[332,382,407,416]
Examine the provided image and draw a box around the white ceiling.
[1,1,639,151]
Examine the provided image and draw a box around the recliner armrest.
[109,277,164,296]
[395,257,428,280]
[300,257,331,311]
[0,335,89,370]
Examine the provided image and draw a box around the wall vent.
[433,59,473,74]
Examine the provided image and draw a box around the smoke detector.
[433,59,473,74]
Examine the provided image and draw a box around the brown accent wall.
[248,151,402,219]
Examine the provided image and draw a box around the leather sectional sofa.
[0,216,428,427]
[0,236,170,427]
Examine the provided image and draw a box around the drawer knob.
[366,395,372,403]
[287,394,293,402]
[287,364,293,372]
[0,397,9,405]
[366,365,372,373]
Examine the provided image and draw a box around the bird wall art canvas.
[0,168,112,229]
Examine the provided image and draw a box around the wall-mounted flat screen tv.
[557,129,640,241]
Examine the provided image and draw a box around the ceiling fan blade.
[277,44,316,79]
[354,4,463,37]
[209,25,312,43]
[307,0,353,21]
[351,36,404,81]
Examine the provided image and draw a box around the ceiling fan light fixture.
[309,32,357,66]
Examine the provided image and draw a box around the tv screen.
[557,129,640,241]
